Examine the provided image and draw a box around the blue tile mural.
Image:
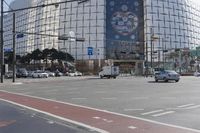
[106,0,144,60]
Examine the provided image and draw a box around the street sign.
[88,47,93,55]
[16,33,24,38]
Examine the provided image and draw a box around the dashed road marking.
[124,108,144,111]
[178,104,195,108]
[152,111,175,117]
[131,97,149,100]
[93,117,113,123]
[71,98,87,100]
[128,126,137,130]
[102,97,117,100]
[184,105,200,109]
[141,110,164,115]
[94,91,106,94]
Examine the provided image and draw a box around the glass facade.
[144,0,200,62]
[3,0,200,63]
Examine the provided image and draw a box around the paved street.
[0,76,200,132]
[0,100,96,133]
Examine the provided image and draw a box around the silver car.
[155,70,180,82]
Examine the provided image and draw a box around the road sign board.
[88,47,93,55]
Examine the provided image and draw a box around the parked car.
[32,70,48,78]
[55,70,63,77]
[194,71,200,77]
[5,71,13,79]
[16,68,28,78]
[28,71,34,77]
[45,71,55,77]
[68,72,76,76]
[155,70,180,82]
[75,71,83,76]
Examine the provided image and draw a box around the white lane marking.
[102,118,113,123]
[124,109,144,111]
[1,90,200,133]
[102,97,117,100]
[12,82,23,85]
[141,110,164,115]
[117,91,131,94]
[94,91,106,94]
[128,126,137,130]
[23,92,33,95]
[71,98,87,100]
[178,104,195,108]
[184,105,200,109]
[160,97,176,99]
[131,97,149,100]
[93,117,113,123]
[93,117,101,119]
[68,92,81,94]
[0,99,109,133]
[152,111,175,117]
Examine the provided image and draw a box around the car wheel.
[175,80,179,82]
[100,75,103,79]
[155,79,158,82]
[163,77,168,82]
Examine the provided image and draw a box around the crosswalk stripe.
[152,111,175,117]
[141,110,163,115]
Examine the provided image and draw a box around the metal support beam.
[1,0,4,83]
[12,13,16,82]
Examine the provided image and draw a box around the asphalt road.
[0,100,96,133]
[1,76,200,132]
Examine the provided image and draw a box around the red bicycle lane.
[0,90,199,133]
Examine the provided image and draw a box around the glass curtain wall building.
[3,0,200,73]
[144,0,200,70]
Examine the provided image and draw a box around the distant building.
[3,0,200,73]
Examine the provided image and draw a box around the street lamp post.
[1,0,4,83]
[12,12,16,82]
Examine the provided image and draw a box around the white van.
[99,66,119,79]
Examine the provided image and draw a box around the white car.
[32,71,48,78]
[75,71,82,76]
[155,70,180,82]
[194,71,200,77]
[45,71,55,77]
[69,71,82,76]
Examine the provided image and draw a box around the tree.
[20,53,32,65]
[31,49,42,68]
[66,53,75,62]
[4,51,13,65]
[42,48,51,67]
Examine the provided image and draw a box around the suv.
[16,68,28,78]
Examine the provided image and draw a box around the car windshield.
[165,70,177,74]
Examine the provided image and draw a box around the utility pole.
[12,12,16,82]
[1,0,4,83]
